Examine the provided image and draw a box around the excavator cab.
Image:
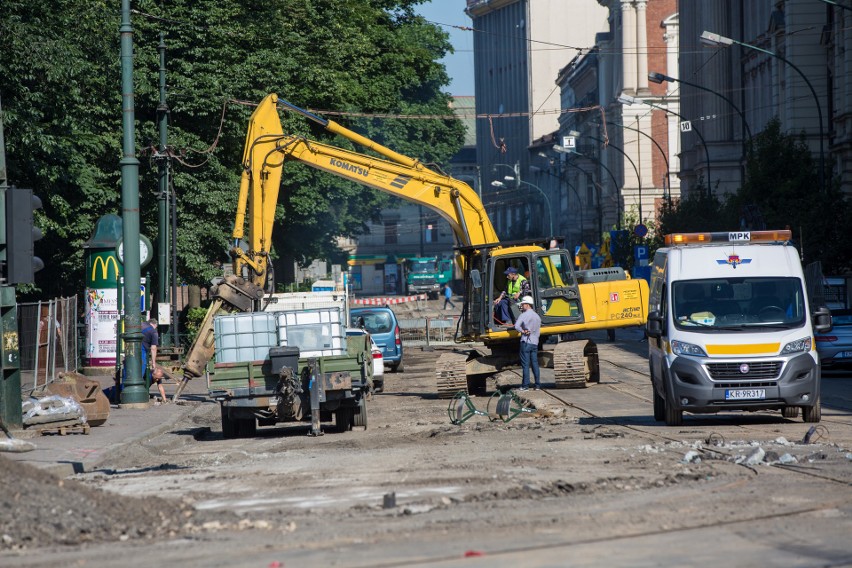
[458,243,584,341]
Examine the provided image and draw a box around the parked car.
[816,309,852,370]
[350,306,404,372]
[346,328,384,392]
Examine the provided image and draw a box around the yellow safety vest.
[508,275,527,295]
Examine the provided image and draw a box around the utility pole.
[119,0,147,407]
[156,32,172,348]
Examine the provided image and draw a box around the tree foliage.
[0,0,464,298]
[653,118,851,274]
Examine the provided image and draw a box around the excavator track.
[552,340,599,388]
[436,351,470,398]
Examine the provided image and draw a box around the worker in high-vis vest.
[493,266,531,325]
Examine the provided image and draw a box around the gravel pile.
[0,456,231,551]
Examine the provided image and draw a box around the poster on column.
[86,287,119,366]
[84,250,122,367]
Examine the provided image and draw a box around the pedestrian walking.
[513,295,541,391]
[443,283,456,310]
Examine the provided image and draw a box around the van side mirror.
[812,306,832,334]
[646,310,663,339]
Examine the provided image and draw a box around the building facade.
[546,0,679,249]
[466,0,610,241]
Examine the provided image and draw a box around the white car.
[346,328,384,392]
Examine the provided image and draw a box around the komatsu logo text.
[330,158,369,177]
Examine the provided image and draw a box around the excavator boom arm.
[233,94,498,287]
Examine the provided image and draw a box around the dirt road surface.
[3,324,852,567]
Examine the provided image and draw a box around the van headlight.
[671,340,707,357]
[781,336,811,355]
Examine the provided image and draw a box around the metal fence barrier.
[17,297,79,392]
[398,316,459,347]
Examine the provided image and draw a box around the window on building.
[425,218,438,243]
[385,221,397,245]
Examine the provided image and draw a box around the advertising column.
[82,214,123,370]
[85,250,121,368]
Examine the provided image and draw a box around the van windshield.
[672,277,806,330]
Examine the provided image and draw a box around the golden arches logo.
[91,255,120,281]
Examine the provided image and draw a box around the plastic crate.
[277,308,346,358]
[214,312,278,363]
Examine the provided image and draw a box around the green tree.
[0,0,465,298]
[650,118,851,273]
[653,179,735,250]
[730,118,851,273]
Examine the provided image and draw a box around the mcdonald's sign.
[87,251,122,287]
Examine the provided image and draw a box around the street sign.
[562,136,576,149]
[680,121,692,133]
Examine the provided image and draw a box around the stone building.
[466,0,610,241]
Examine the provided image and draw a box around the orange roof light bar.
[664,230,792,246]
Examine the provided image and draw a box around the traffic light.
[5,186,44,284]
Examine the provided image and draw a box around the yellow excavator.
[174,93,649,400]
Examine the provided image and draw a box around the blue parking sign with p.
[634,245,649,262]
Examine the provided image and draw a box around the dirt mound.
[0,455,232,551]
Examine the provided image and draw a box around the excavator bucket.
[42,372,110,427]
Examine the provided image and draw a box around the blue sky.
[415,1,475,96]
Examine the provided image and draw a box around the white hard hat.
[519,295,534,306]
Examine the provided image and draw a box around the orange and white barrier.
[351,294,426,305]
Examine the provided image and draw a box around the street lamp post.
[648,71,753,146]
[491,179,553,237]
[700,30,825,194]
[585,134,641,222]
[533,158,585,243]
[493,163,520,188]
[619,93,713,196]
[601,120,671,200]
[555,145,618,237]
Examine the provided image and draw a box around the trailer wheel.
[352,396,368,429]
[221,406,256,438]
[221,407,237,439]
[335,408,354,433]
[236,417,257,437]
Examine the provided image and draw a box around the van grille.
[706,361,782,381]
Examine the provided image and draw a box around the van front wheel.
[664,392,683,426]
[653,387,665,422]
[802,398,821,423]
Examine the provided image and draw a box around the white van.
[646,230,832,426]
